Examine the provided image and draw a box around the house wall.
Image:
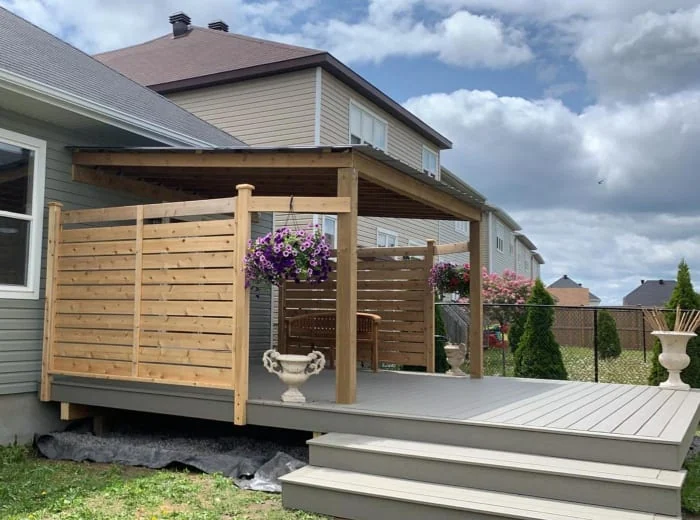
[0,108,271,443]
[436,220,469,264]
[167,69,316,146]
[488,214,516,275]
[514,239,533,279]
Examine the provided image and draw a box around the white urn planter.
[444,343,466,377]
[651,331,695,390]
[262,349,325,403]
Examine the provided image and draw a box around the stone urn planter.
[444,343,466,377]
[262,349,325,403]
[651,331,695,390]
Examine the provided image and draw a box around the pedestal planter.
[651,331,695,390]
[444,344,466,377]
[263,349,325,402]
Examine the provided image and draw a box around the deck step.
[281,466,682,520]
[308,433,685,517]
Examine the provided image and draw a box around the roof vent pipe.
[169,12,191,37]
[208,20,229,32]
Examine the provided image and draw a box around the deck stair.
[281,432,686,519]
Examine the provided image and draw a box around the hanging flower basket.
[244,226,332,291]
[429,262,470,299]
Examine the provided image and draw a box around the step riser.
[283,482,506,520]
[310,446,682,517]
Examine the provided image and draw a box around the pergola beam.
[468,220,483,378]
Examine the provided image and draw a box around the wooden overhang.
[70,146,483,222]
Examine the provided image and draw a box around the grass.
[465,345,651,385]
[0,444,327,520]
[684,451,700,516]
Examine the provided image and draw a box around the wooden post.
[40,202,63,401]
[233,184,253,425]
[336,168,358,404]
[469,220,483,378]
[425,240,436,372]
[131,205,144,376]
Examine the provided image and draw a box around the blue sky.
[3,0,700,304]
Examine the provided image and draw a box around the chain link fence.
[437,303,660,385]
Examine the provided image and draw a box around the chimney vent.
[563,274,568,279]
[169,12,191,37]
[641,279,645,285]
[659,279,664,284]
[208,20,229,32]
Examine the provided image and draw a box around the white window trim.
[321,214,337,248]
[376,227,399,247]
[421,145,439,178]
[348,100,388,151]
[495,222,505,254]
[0,127,46,300]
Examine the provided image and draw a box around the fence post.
[131,205,144,377]
[40,202,63,402]
[425,240,436,372]
[593,308,599,383]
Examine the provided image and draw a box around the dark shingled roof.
[548,275,601,302]
[623,280,676,307]
[0,8,242,147]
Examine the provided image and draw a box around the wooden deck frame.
[48,147,485,422]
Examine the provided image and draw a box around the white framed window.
[0,128,46,300]
[454,221,467,234]
[349,101,388,151]
[376,228,398,248]
[321,214,337,248]
[495,222,504,253]
[422,146,438,177]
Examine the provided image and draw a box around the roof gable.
[0,8,242,147]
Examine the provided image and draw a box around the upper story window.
[454,221,467,234]
[495,222,505,253]
[377,228,398,248]
[350,102,387,151]
[422,147,438,177]
[321,214,337,248]
[0,128,46,300]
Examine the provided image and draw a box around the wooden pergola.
[62,145,485,420]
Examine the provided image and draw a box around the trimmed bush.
[597,309,622,360]
[508,310,526,353]
[649,260,700,387]
[514,279,567,380]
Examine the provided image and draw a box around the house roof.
[94,24,452,149]
[0,7,242,148]
[548,274,600,302]
[439,167,487,204]
[623,279,676,307]
[485,204,522,231]
[533,252,545,265]
[514,232,537,251]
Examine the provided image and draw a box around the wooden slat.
[62,206,138,224]
[141,284,233,301]
[40,202,62,401]
[141,252,234,269]
[284,299,423,311]
[61,225,136,243]
[283,289,426,301]
[54,343,132,361]
[47,369,232,389]
[142,235,235,254]
[250,196,351,213]
[137,363,232,387]
[59,255,135,271]
[378,351,425,365]
[434,241,469,255]
[56,328,133,346]
[131,206,144,377]
[59,240,136,257]
[613,389,675,435]
[143,219,235,239]
[56,300,135,315]
[57,285,135,300]
[57,270,135,285]
[141,315,232,334]
[637,391,688,437]
[142,198,236,220]
[590,387,659,433]
[141,301,233,317]
[141,268,233,284]
[52,357,132,376]
[138,347,231,368]
[327,270,427,281]
[659,391,700,441]
[285,280,424,291]
[56,314,134,330]
[140,331,232,350]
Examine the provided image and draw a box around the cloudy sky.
[3,0,700,303]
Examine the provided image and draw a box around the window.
[454,221,467,234]
[495,222,504,253]
[321,214,337,248]
[349,102,387,151]
[376,228,398,248]
[0,128,46,299]
[422,147,438,177]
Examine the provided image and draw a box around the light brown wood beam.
[60,402,94,421]
[469,220,483,378]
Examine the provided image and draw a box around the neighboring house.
[95,14,456,254]
[548,275,601,306]
[623,279,676,306]
[0,7,273,444]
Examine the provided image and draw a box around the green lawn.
[0,445,326,520]
[465,345,651,385]
[685,450,700,516]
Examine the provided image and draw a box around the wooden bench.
[282,312,381,371]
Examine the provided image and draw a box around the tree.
[481,268,534,327]
[514,279,567,380]
[649,260,700,387]
[597,309,622,360]
[508,311,527,353]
